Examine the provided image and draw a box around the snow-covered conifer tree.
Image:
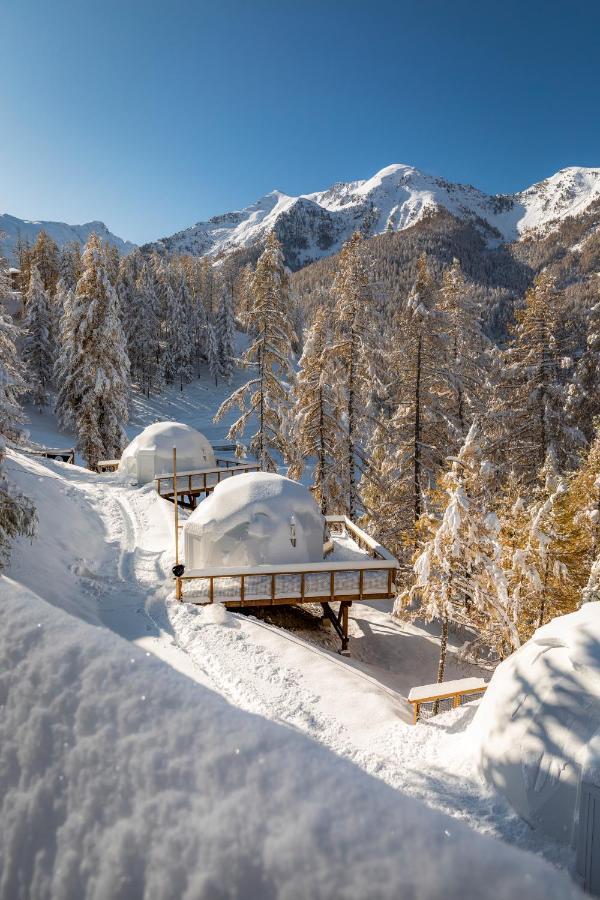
[329,232,376,519]
[566,295,600,446]
[30,230,59,294]
[23,265,53,409]
[61,234,130,469]
[216,285,236,382]
[129,261,161,397]
[399,424,520,679]
[206,322,220,386]
[215,232,296,471]
[164,272,194,391]
[289,307,341,513]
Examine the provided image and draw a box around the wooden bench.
[408,677,487,724]
[97,459,120,472]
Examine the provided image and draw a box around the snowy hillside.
[0,212,135,263]
[148,164,600,267]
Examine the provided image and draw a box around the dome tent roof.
[119,422,215,484]
[184,472,325,569]
[471,602,600,844]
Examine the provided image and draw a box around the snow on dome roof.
[184,472,325,569]
[470,602,600,844]
[119,422,215,484]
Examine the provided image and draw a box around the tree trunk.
[318,386,327,515]
[413,334,423,546]
[433,615,449,715]
[347,342,356,520]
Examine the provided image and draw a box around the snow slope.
[0,212,135,264]
[149,164,600,267]
[1,447,585,898]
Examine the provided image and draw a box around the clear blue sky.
[2,0,599,244]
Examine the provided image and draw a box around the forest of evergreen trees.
[1,217,599,677]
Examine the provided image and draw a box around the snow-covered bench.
[97,458,120,472]
[408,677,487,724]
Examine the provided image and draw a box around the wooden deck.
[174,516,399,652]
[407,677,488,724]
[156,458,260,508]
[27,447,75,464]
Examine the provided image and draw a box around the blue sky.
[2,0,599,244]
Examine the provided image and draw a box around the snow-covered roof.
[184,472,325,569]
[471,602,600,844]
[119,422,215,484]
[0,578,583,899]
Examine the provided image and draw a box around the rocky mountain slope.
[148,164,600,269]
[0,213,135,264]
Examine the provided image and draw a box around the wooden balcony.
[155,458,260,508]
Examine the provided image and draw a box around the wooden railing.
[175,515,399,605]
[407,677,487,724]
[155,459,260,505]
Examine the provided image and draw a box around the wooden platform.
[27,447,75,464]
[156,459,260,508]
[408,677,487,724]
[174,516,399,652]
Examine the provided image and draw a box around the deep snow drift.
[471,604,600,844]
[119,421,215,484]
[184,472,325,568]
[0,577,583,900]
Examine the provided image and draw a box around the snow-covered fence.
[408,678,488,724]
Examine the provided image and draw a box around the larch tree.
[329,231,375,519]
[215,232,296,471]
[30,230,59,294]
[289,307,342,513]
[489,272,577,488]
[61,234,130,469]
[399,424,520,683]
[164,272,194,391]
[216,284,236,382]
[22,264,53,410]
[129,261,162,397]
[566,294,600,446]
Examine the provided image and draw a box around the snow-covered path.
[5,448,573,872]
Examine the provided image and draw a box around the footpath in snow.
[4,447,574,873]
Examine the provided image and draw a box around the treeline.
[215,228,600,676]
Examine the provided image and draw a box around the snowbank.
[184,472,325,569]
[119,421,215,483]
[471,603,600,844]
[0,578,583,900]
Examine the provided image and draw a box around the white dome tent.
[119,422,215,485]
[470,603,600,846]
[183,472,326,570]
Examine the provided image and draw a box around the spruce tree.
[215,232,295,471]
[62,235,130,469]
[130,261,162,397]
[23,265,53,410]
[164,272,194,391]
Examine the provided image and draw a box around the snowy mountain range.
[0,213,135,264]
[149,164,600,268]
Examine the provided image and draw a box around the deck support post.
[321,601,352,654]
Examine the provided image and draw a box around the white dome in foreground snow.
[184,472,325,569]
[119,422,215,484]
[470,602,600,844]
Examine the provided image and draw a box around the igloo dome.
[183,472,326,569]
[119,422,215,484]
[470,602,600,844]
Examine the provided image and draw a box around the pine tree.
[206,322,220,386]
[215,232,296,471]
[289,307,341,513]
[22,265,53,409]
[329,231,376,518]
[399,424,520,680]
[129,261,162,397]
[216,284,236,382]
[61,235,130,469]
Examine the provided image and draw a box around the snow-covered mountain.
[149,164,600,268]
[0,213,135,264]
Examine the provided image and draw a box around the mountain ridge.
[0,213,135,265]
[147,163,600,269]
